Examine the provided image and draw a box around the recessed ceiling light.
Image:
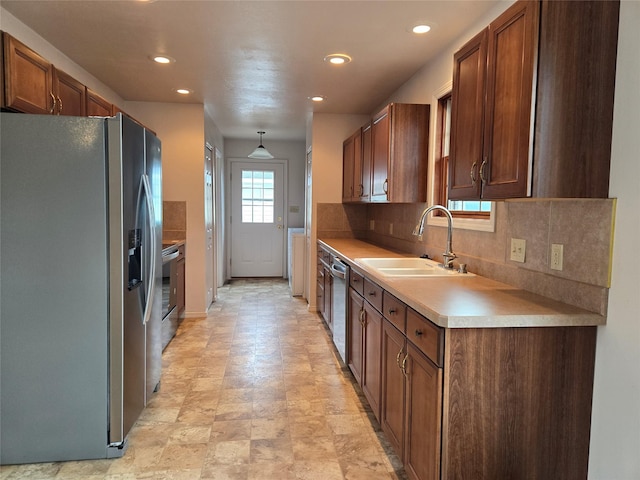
[151,55,175,64]
[411,24,432,34]
[176,88,192,95]
[309,96,326,102]
[324,54,352,65]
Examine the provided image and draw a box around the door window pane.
[241,169,275,223]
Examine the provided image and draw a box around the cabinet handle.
[368,291,376,297]
[383,179,388,194]
[388,308,397,316]
[359,307,365,327]
[352,278,360,283]
[57,96,63,115]
[480,157,488,184]
[49,92,56,114]
[396,349,404,369]
[470,161,477,186]
[414,329,423,337]
[359,184,364,197]
[401,354,409,378]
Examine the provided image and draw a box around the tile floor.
[1,279,406,480]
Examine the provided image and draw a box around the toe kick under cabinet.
[347,267,597,480]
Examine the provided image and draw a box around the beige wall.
[125,102,209,316]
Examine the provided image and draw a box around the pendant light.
[248,131,274,159]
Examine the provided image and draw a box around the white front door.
[230,160,285,277]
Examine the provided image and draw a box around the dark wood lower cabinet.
[380,319,406,457]
[347,287,364,385]
[404,343,442,480]
[322,265,332,330]
[441,326,596,480]
[348,287,382,420]
[361,302,382,419]
[348,276,596,480]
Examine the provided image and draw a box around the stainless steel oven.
[161,245,180,350]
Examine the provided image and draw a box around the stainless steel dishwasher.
[330,256,349,363]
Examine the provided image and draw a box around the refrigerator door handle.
[142,173,157,326]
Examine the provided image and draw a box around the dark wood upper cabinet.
[342,128,357,202]
[370,103,430,203]
[2,32,54,115]
[532,0,619,198]
[343,126,368,203]
[448,29,488,200]
[86,88,113,117]
[53,67,86,116]
[482,0,539,199]
[360,122,372,202]
[449,0,619,200]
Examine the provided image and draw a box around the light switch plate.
[510,238,526,263]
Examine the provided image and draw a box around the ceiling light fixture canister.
[248,131,274,159]
[324,53,352,65]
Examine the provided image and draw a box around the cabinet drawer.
[350,270,364,296]
[406,308,443,367]
[382,291,406,333]
[363,278,383,312]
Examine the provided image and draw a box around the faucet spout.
[413,205,457,269]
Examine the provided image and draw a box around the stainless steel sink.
[355,257,474,277]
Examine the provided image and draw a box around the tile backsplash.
[163,200,187,242]
[316,198,616,316]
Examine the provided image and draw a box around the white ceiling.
[2,0,501,141]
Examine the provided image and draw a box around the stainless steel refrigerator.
[0,112,162,464]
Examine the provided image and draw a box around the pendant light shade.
[248,131,274,159]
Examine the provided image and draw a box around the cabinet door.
[53,68,86,116]
[388,104,429,203]
[362,302,382,421]
[352,129,363,200]
[404,343,443,480]
[342,133,355,202]
[317,280,325,317]
[2,32,54,114]
[323,266,332,330]
[448,29,487,200]
[380,319,406,457]
[481,0,539,199]
[86,88,113,116]
[347,288,364,384]
[371,106,390,202]
[360,122,372,201]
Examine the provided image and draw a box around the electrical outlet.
[510,238,526,263]
[369,220,375,231]
[551,243,564,271]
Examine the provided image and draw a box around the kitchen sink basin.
[355,257,475,277]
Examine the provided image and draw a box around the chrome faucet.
[413,205,457,269]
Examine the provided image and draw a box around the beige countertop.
[319,238,605,329]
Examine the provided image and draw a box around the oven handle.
[162,251,180,263]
